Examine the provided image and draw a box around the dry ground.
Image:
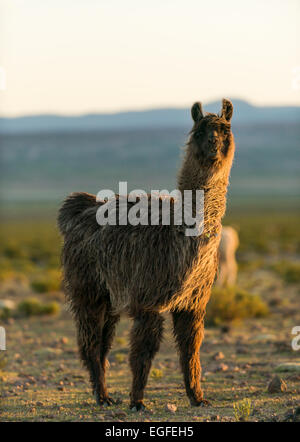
[0,266,299,422]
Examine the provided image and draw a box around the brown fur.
[57,99,235,409]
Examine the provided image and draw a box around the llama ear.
[191,102,204,122]
[220,98,233,122]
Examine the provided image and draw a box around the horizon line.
[1,97,300,119]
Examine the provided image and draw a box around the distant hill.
[0,122,299,207]
[1,99,300,134]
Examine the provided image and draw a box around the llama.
[216,226,239,287]
[57,99,235,410]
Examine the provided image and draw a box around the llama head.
[189,99,234,165]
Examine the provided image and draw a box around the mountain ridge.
[1,99,300,134]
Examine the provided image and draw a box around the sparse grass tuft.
[0,306,13,320]
[0,353,7,370]
[270,261,300,284]
[114,353,126,363]
[31,270,61,293]
[233,398,252,422]
[17,297,60,317]
[150,368,164,379]
[115,337,126,346]
[206,286,268,326]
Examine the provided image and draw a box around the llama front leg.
[75,304,112,406]
[129,312,164,411]
[172,309,210,406]
[100,313,120,369]
[100,312,120,379]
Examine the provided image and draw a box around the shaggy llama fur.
[58,99,236,410]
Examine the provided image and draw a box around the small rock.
[105,410,115,418]
[274,341,291,352]
[283,407,300,422]
[114,409,127,418]
[223,336,232,344]
[165,403,177,413]
[275,363,300,373]
[213,351,225,361]
[34,348,62,358]
[27,376,36,384]
[254,334,275,342]
[0,299,16,309]
[236,346,248,354]
[217,363,228,372]
[211,415,220,421]
[60,337,69,345]
[269,296,282,307]
[268,375,287,393]
[221,324,231,334]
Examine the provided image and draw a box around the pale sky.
[0,0,299,117]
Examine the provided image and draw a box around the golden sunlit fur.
[58,99,236,409]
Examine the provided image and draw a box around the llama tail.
[57,192,98,235]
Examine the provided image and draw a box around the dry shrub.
[30,270,61,293]
[271,261,300,284]
[206,286,268,325]
[17,297,60,317]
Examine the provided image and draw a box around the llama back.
[57,192,203,314]
[57,192,100,235]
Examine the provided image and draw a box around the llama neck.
[177,145,233,236]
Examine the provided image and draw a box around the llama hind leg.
[75,302,112,406]
[100,313,120,369]
[99,312,121,403]
[172,309,210,407]
[129,312,164,411]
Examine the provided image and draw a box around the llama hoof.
[95,395,116,407]
[130,402,146,412]
[194,399,211,407]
